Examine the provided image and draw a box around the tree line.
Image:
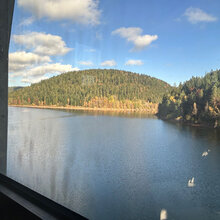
[158,70,220,128]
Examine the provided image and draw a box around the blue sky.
[9,0,220,86]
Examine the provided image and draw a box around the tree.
[192,102,198,116]
[210,85,217,105]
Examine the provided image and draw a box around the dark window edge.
[0,174,87,219]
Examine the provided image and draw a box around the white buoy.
[188,177,195,187]
[160,209,167,220]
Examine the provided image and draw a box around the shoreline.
[8,104,158,114]
[160,117,218,129]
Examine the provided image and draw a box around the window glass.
[8,1,220,219]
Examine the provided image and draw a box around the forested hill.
[8,69,171,111]
[158,70,220,127]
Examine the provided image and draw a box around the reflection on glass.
[8,107,220,219]
[7,0,220,219]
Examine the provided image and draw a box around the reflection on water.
[64,108,158,118]
[7,107,220,219]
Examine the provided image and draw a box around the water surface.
[8,107,220,219]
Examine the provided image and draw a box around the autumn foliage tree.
[158,70,220,127]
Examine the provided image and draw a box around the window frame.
[0,0,14,175]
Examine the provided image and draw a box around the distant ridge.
[8,69,171,113]
[8,86,23,93]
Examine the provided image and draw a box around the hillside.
[158,70,220,127]
[8,69,171,112]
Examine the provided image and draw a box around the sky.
[9,0,220,87]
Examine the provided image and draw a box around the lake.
[7,107,220,219]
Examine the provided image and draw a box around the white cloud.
[9,51,51,65]
[8,78,16,83]
[184,7,217,24]
[9,51,51,72]
[26,63,79,77]
[125,59,143,66]
[18,0,101,25]
[21,76,49,84]
[100,60,116,67]
[19,17,35,26]
[10,63,79,79]
[112,27,158,51]
[13,32,72,56]
[10,32,78,85]
[79,61,93,66]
